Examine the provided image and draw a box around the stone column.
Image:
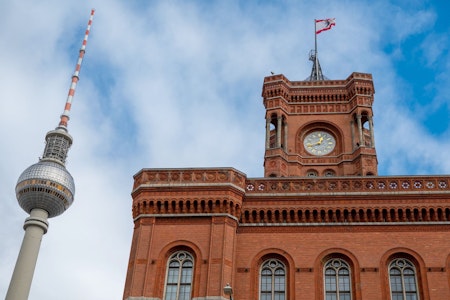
[277,116,282,148]
[350,120,355,149]
[356,114,363,147]
[265,116,271,149]
[369,116,375,148]
[283,121,288,151]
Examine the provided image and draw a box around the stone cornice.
[237,223,450,233]
[239,221,450,227]
[134,213,239,223]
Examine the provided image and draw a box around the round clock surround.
[303,130,336,156]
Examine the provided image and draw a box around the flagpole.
[314,19,319,80]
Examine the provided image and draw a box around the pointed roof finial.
[58,9,95,129]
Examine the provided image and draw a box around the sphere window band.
[303,131,336,156]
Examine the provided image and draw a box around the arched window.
[260,258,286,300]
[324,169,336,177]
[324,258,352,300]
[389,258,419,300]
[164,251,194,300]
[307,169,318,177]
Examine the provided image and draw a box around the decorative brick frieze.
[244,176,450,194]
[262,72,374,105]
[132,168,246,191]
[131,168,246,219]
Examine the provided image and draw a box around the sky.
[0,0,449,299]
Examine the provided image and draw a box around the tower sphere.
[16,160,75,218]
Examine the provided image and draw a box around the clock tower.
[262,72,377,177]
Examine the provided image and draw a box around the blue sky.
[0,0,449,299]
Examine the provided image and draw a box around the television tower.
[6,9,95,300]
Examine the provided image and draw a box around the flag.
[315,18,335,34]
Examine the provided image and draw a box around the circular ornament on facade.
[401,182,410,189]
[438,181,447,189]
[426,182,435,189]
[378,181,386,189]
[413,181,422,189]
[246,184,254,191]
[389,182,398,189]
[366,181,374,189]
[258,183,265,191]
[303,131,336,156]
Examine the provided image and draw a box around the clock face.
[303,131,336,156]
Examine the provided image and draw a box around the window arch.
[324,258,352,300]
[323,169,336,177]
[307,169,318,177]
[260,258,286,300]
[389,258,419,300]
[164,251,194,300]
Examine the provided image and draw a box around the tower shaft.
[6,209,49,300]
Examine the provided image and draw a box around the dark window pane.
[325,268,336,275]
[326,293,337,300]
[339,293,351,300]
[339,275,350,291]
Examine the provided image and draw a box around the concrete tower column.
[6,208,49,300]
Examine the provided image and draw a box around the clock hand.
[307,140,322,147]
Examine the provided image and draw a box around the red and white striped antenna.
[58,9,95,129]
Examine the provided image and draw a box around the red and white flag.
[315,18,336,34]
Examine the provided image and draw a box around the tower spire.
[41,9,95,165]
[7,10,95,300]
[59,8,95,129]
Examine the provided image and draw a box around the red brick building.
[123,72,450,300]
